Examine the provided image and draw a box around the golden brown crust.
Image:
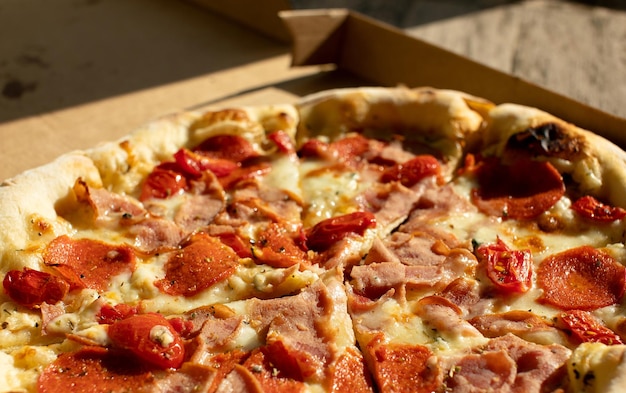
[481,103,626,207]
[296,86,488,179]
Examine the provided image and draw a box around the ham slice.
[350,261,440,298]
[469,311,569,346]
[361,231,478,291]
[129,217,184,255]
[359,181,422,236]
[188,316,244,365]
[72,178,147,226]
[248,282,332,382]
[440,334,571,393]
[174,193,225,234]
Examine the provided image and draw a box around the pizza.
[2,86,626,393]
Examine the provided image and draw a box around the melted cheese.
[299,160,365,227]
[439,176,626,323]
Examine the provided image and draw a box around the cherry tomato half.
[475,238,533,294]
[108,313,184,369]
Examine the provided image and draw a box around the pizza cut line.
[1,87,626,392]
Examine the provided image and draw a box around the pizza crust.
[0,153,101,275]
[482,103,626,207]
[569,343,626,393]
[296,86,488,179]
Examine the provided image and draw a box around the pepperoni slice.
[242,348,306,392]
[2,268,69,308]
[475,238,533,294]
[571,195,626,222]
[328,347,374,393]
[298,139,329,158]
[154,233,238,297]
[537,246,626,310]
[38,347,155,393]
[43,235,136,292]
[252,223,308,268]
[366,334,439,393]
[470,157,565,219]
[194,134,259,163]
[306,212,376,252]
[173,148,240,179]
[330,134,370,164]
[556,309,623,345]
[380,155,441,187]
[108,313,185,369]
[171,148,235,178]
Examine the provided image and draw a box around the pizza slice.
[34,271,372,393]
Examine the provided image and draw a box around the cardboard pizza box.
[279,9,626,147]
[2,3,625,182]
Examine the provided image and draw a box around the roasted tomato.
[475,238,533,294]
[108,313,185,369]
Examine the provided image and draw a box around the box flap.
[281,9,626,147]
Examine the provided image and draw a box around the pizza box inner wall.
[1,2,625,182]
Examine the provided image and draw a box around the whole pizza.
[2,86,626,393]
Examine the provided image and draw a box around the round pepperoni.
[174,148,238,179]
[154,233,238,297]
[194,134,259,163]
[108,313,185,369]
[298,139,329,158]
[2,268,69,308]
[380,155,441,187]
[330,135,370,164]
[329,347,374,393]
[243,348,307,392]
[43,235,136,292]
[471,157,565,220]
[537,246,626,310]
[366,334,438,393]
[38,347,154,393]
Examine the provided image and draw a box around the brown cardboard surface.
[0,0,318,182]
[281,9,626,147]
[3,4,625,182]
[185,0,293,43]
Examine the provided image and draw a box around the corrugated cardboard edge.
[280,9,626,147]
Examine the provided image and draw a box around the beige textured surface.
[1,0,624,181]
[403,0,626,120]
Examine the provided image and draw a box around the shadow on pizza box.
[192,1,626,148]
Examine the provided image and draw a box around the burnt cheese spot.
[506,123,585,160]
